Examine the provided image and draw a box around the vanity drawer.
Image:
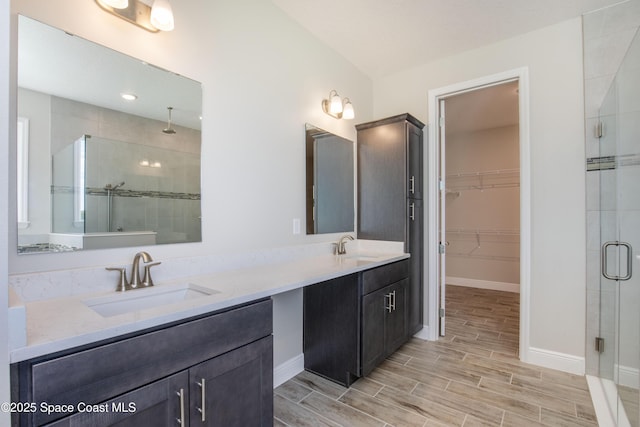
[361,259,409,295]
[24,298,272,425]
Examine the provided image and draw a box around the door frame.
[424,67,531,362]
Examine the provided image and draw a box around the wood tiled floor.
[274,285,598,426]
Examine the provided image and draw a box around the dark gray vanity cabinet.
[303,274,360,387]
[356,113,425,336]
[361,260,409,376]
[303,260,409,386]
[12,299,273,426]
[45,371,190,427]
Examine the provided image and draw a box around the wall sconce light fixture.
[322,90,355,120]
[95,0,175,32]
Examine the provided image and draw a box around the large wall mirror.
[16,15,203,254]
[305,124,354,234]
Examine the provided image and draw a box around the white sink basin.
[342,253,384,262]
[84,283,220,317]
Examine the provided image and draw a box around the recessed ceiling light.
[121,93,138,101]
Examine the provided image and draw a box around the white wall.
[1,0,12,422]
[7,0,372,368]
[374,19,587,361]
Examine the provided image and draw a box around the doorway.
[426,68,531,360]
[441,81,521,356]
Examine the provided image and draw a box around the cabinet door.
[361,286,388,376]
[407,122,423,200]
[407,198,424,335]
[357,121,407,241]
[189,336,273,427]
[45,371,189,427]
[303,274,360,387]
[385,279,408,355]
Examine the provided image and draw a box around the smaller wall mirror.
[305,124,355,234]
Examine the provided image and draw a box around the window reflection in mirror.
[305,124,355,234]
[16,15,202,254]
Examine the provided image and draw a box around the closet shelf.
[447,252,520,262]
[445,168,520,192]
[446,168,520,179]
[446,229,520,236]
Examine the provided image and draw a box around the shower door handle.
[601,241,633,281]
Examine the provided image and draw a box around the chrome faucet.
[130,251,153,289]
[106,251,161,292]
[336,235,354,255]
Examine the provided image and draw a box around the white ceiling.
[273,0,626,78]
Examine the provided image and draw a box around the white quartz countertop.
[10,251,409,363]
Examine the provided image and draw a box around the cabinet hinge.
[595,337,605,353]
[439,308,445,317]
[438,243,445,254]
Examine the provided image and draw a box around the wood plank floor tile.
[350,377,385,397]
[292,370,348,400]
[502,411,547,426]
[338,388,429,427]
[462,353,541,380]
[411,382,504,426]
[299,392,386,427]
[539,407,598,426]
[274,394,339,427]
[275,379,314,403]
[373,385,467,426]
[478,377,577,417]
[445,380,541,421]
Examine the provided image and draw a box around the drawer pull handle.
[410,176,415,194]
[176,388,185,425]
[384,293,392,313]
[196,379,206,422]
[410,202,415,220]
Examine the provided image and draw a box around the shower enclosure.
[51,135,201,249]
[595,26,640,427]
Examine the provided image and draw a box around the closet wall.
[446,124,520,291]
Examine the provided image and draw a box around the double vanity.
[10,242,410,426]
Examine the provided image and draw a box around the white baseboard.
[525,347,585,375]
[447,276,520,293]
[413,326,432,341]
[273,353,304,388]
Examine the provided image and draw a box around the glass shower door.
[598,27,640,427]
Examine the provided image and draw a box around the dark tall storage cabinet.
[356,113,425,336]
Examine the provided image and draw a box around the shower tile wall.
[583,0,640,376]
[51,96,202,244]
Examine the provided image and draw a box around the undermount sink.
[342,253,384,262]
[84,283,220,317]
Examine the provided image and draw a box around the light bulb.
[329,92,343,115]
[150,0,175,31]
[342,99,355,120]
